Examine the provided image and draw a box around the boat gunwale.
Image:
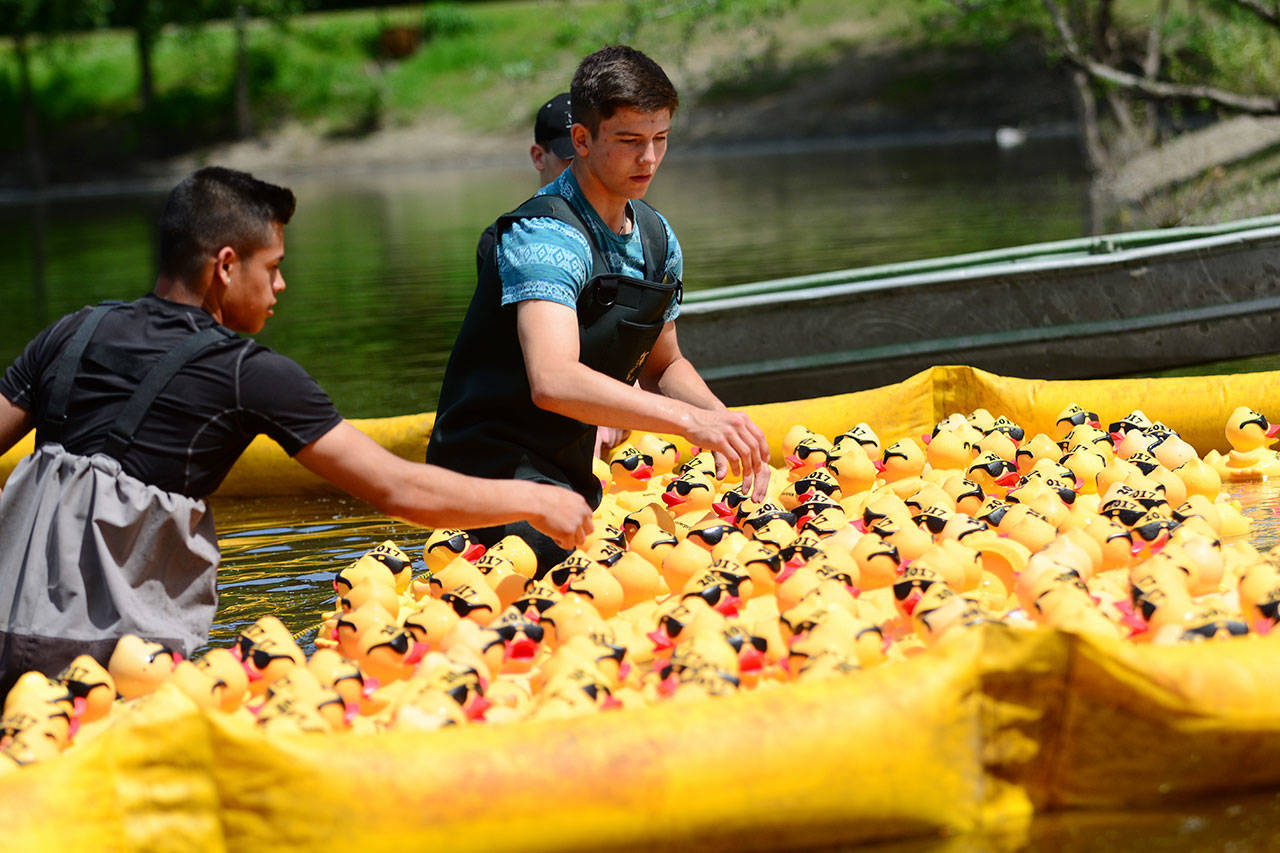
[682,217,1280,311]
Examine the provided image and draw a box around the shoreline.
[0,120,1082,207]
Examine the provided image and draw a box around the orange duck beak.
[738,646,765,674]
[713,594,742,617]
[661,491,687,509]
[1113,600,1149,636]
[462,543,487,562]
[464,695,492,722]
[504,637,540,662]
[404,641,429,666]
[646,627,677,652]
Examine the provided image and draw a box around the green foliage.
[1168,3,1280,94]
[611,0,800,44]
[4,0,1280,175]
[422,2,475,40]
[902,0,1049,53]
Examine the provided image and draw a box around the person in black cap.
[476,92,576,272]
[429,46,771,575]
[532,92,576,185]
[0,166,593,696]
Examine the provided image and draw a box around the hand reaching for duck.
[684,408,772,502]
[526,483,595,550]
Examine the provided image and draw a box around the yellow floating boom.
[3,365,1280,851]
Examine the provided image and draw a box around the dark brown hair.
[158,166,296,285]
[570,45,679,136]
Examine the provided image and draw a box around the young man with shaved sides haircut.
[428,45,771,572]
[0,167,592,696]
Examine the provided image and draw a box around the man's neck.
[570,161,629,235]
[154,276,219,321]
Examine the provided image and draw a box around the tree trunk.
[235,4,254,138]
[1069,69,1108,174]
[136,23,155,113]
[14,34,46,188]
[29,199,49,326]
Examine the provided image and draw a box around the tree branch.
[1225,0,1280,28]
[1143,0,1170,80]
[1042,0,1280,114]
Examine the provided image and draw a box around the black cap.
[534,93,575,160]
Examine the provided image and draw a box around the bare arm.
[517,300,770,498]
[0,395,33,458]
[0,396,33,499]
[295,421,593,549]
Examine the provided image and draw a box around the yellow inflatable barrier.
[3,624,1280,850]
[3,364,1276,493]
[4,365,1280,851]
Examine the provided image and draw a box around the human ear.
[530,144,546,171]
[215,246,237,285]
[571,123,591,158]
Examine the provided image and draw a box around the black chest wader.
[0,303,236,695]
[428,196,680,574]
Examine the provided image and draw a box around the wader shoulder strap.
[631,200,669,284]
[502,195,609,277]
[103,326,236,458]
[44,301,127,443]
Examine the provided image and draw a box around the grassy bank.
[0,0,902,183]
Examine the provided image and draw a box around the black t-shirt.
[0,294,343,497]
[476,223,497,276]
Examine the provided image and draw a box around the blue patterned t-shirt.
[496,168,683,323]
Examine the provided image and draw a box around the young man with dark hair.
[427,45,771,572]
[0,166,592,695]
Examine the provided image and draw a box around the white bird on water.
[995,126,1027,149]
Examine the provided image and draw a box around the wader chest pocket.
[578,273,678,328]
[577,273,679,383]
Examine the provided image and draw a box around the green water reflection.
[0,138,1089,419]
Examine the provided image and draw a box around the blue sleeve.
[496,216,592,309]
[661,215,683,323]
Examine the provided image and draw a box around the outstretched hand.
[686,408,772,502]
[526,483,595,550]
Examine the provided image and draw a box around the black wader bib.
[0,303,234,695]
[428,196,679,571]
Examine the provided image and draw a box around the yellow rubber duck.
[55,655,115,724]
[422,528,486,573]
[108,634,181,700]
[606,444,656,493]
[1205,406,1280,480]
[635,433,680,476]
[1054,403,1100,440]
[833,422,881,462]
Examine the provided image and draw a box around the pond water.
[0,136,1091,418]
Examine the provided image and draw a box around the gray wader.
[0,303,231,696]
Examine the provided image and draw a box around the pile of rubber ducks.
[5,402,1280,767]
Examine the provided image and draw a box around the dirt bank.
[101,41,1083,193]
